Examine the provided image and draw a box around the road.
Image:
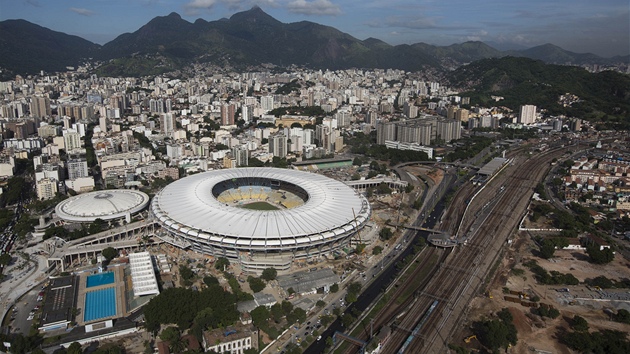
[302,168,457,354]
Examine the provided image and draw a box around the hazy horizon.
[1,0,628,57]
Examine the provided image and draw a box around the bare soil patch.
[458,229,630,353]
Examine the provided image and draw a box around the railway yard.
[337,145,587,354]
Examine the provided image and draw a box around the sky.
[1,0,628,57]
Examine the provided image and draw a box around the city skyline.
[1,0,628,58]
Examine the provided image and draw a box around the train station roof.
[477,157,508,176]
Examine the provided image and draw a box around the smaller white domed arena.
[55,190,150,223]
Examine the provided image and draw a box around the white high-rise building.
[63,131,82,151]
[518,105,537,124]
[161,113,174,134]
[269,133,287,158]
[67,159,89,180]
[36,178,58,200]
[261,96,274,113]
[99,116,107,133]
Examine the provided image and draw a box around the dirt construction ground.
[458,230,630,354]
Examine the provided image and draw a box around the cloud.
[184,0,219,15]
[369,15,477,32]
[465,29,488,41]
[286,0,342,16]
[69,8,95,16]
[367,15,437,29]
[183,0,278,15]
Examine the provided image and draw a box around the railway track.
[380,147,570,353]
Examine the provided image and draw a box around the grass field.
[240,201,280,210]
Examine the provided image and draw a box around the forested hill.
[448,57,630,124]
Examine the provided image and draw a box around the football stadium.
[151,168,371,271]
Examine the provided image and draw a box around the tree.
[215,257,230,270]
[251,306,270,328]
[372,246,383,255]
[346,281,362,303]
[261,267,277,281]
[179,265,195,283]
[475,308,518,351]
[330,283,339,293]
[615,309,630,324]
[169,336,186,353]
[101,247,117,261]
[376,182,392,194]
[316,300,326,308]
[586,246,615,264]
[0,253,11,266]
[540,240,556,259]
[160,326,181,343]
[203,275,219,287]
[247,276,266,293]
[281,300,293,316]
[67,342,82,354]
[287,287,295,295]
[270,303,284,323]
[341,313,355,328]
[379,227,393,241]
[292,307,307,324]
[571,315,589,332]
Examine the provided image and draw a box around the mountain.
[448,57,630,122]
[0,7,627,77]
[484,41,529,52]
[97,6,440,72]
[412,41,502,64]
[507,43,607,65]
[0,20,100,77]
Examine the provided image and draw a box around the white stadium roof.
[55,190,150,223]
[151,168,370,240]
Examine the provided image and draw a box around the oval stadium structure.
[151,167,371,271]
[55,190,150,223]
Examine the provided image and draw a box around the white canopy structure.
[128,252,160,297]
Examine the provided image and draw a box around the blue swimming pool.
[84,288,116,322]
[86,272,114,288]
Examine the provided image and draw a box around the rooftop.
[152,168,370,240]
[55,189,150,222]
[128,252,160,296]
[477,157,508,176]
[277,268,340,294]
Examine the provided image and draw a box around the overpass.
[46,219,160,271]
[333,331,366,353]
[394,161,480,170]
[388,223,457,248]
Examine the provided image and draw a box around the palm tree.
[169,336,187,353]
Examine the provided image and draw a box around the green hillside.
[449,57,630,124]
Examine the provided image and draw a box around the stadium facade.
[151,168,371,271]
